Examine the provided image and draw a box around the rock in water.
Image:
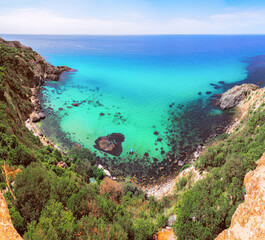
[94,133,125,156]
[219,84,259,110]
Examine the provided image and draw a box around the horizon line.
[2,33,265,36]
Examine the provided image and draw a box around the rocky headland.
[219,83,259,110]
[0,37,71,124]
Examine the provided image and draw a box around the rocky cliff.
[215,152,265,240]
[219,83,259,110]
[0,192,22,240]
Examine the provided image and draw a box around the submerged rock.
[72,103,79,107]
[219,84,259,110]
[94,133,125,156]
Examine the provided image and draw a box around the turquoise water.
[3,35,265,182]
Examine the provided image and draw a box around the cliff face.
[0,192,22,240]
[216,152,265,240]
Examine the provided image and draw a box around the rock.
[94,133,125,156]
[215,153,265,240]
[31,111,45,122]
[178,160,185,167]
[0,192,23,239]
[219,84,259,110]
[57,161,66,168]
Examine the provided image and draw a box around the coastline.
[26,84,240,198]
[25,87,59,149]
[143,85,261,199]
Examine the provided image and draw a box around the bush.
[14,163,51,222]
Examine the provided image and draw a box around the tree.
[69,147,95,165]
[14,163,51,222]
[52,173,79,206]
[24,199,76,240]
[100,178,123,203]
[76,214,127,240]
[133,218,156,240]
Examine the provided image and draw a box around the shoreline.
[143,100,247,199]
[24,73,261,200]
[26,85,238,198]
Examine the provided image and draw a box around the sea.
[3,34,265,183]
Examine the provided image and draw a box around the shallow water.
[3,34,265,182]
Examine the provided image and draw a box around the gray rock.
[219,84,259,110]
[178,160,185,167]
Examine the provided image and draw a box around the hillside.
[1,37,265,240]
[173,84,265,239]
[216,152,265,240]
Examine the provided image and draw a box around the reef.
[94,133,125,156]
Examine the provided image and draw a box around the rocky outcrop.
[215,152,265,240]
[94,133,125,156]
[0,192,23,240]
[219,84,259,110]
[0,37,32,50]
[0,37,71,88]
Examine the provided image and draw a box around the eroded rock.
[219,84,259,110]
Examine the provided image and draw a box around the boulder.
[94,133,125,156]
[219,84,259,110]
[31,111,45,122]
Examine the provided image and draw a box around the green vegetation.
[0,42,169,239]
[173,104,265,240]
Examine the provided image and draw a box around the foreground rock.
[94,133,125,156]
[219,84,259,110]
[215,152,265,240]
[0,192,23,240]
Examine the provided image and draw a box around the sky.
[1,0,265,34]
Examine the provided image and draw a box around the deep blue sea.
[3,34,265,182]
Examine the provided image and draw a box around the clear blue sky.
[1,0,265,34]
